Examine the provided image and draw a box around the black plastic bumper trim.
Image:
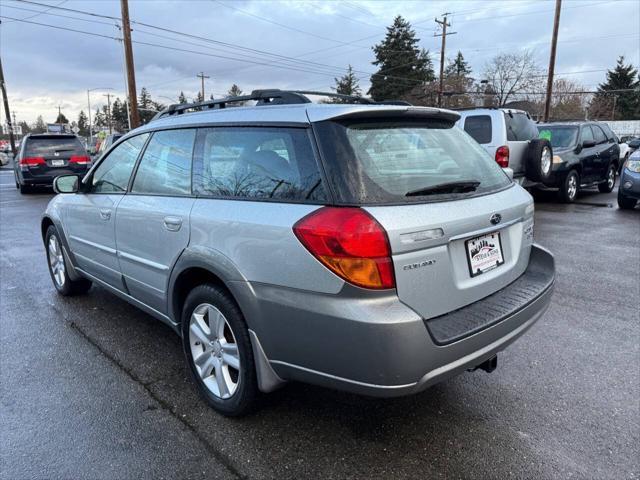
[424,245,555,346]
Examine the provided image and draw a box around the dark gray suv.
[42,90,555,416]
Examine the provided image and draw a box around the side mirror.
[53,175,80,194]
[582,140,596,148]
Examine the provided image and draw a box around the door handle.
[99,209,111,220]
[163,216,183,232]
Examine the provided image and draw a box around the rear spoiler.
[307,106,460,124]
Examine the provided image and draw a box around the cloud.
[1,0,638,124]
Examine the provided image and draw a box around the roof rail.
[151,89,377,121]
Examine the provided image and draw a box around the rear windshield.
[314,119,511,205]
[537,126,578,148]
[25,136,85,156]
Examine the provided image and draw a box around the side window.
[592,125,607,144]
[463,115,492,144]
[505,113,538,141]
[580,126,595,144]
[132,129,195,195]
[193,127,326,201]
[90,133,149,193]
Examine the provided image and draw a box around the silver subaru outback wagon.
[42,90,555,416]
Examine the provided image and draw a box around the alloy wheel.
[567,174,578,200]
[188,303,241,399]
[607,166,615,189]
[541,146,552,176]
[48,235,66,288]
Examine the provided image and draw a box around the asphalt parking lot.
[1,164,638,480]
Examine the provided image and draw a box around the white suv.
[456,108,552,187]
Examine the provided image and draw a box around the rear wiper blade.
[405,180,481,197]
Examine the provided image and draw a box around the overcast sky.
[1,0,639,124]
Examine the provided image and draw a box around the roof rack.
[152,89,380,121]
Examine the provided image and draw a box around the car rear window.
[505,112,538,141]
[25,136,85,156]
[537,126,578,148]
[314,118,512,205]
[463,115,492,144]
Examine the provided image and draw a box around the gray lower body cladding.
[242,245,554,397]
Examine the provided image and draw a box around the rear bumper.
[243,244,555,397]
[21,167,89,185]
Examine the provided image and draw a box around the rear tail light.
[69,155,90,165]
[293,207,396,290]
[495,145,509,168]
[20,156,45,166]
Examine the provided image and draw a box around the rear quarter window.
[463,115,492,144]
[192,127,326,202]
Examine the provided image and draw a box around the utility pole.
[104,93,113,134]
[0,54,16,156]
[120,0,140,128]
[543,0,562,122]
[434,14,456,108]
[197,72,210,101]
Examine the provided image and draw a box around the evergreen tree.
[93,107,106,128]
[194,91,204,103]
[445,51,472,78]
[33,116,46,133]
[228,84,243,97]
[332,65,362,102]
[55,112,69,124]
[590,56,639,120]
[368,16,435,101]
[77,111,89,137]
[178,91,187,104]
[18,121,32,135]
[139,87,151,109]
[443,51,474,108]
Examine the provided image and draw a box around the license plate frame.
[465,231,505,277]
[51,159,65,167]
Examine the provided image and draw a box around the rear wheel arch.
[170,264,246,332]
[41,217,55,244]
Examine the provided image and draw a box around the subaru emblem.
[490,213,502,225]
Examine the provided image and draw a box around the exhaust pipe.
[473,355,498,373]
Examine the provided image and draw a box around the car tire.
[617,191,637,210]
[558,169,579,203]
[19,183,31,194]
[181,283,258,417]
[598,163,617,193]
[45,225,92,296]
[525,139,553,183]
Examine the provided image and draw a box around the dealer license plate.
[465,231,504,277]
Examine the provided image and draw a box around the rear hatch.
[313,109,535,319]
[22,135,89,176]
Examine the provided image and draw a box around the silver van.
[42,90,555,416]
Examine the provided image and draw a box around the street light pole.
[87,87,113,145]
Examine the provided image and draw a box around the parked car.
[13,134,91,194]
[626,137,640,156]
[95,133,124,158]
[0,151,9,166]
[618,150,640,210]
[536,122,621,202]
[456,108,553,187]
[42,90,555,416]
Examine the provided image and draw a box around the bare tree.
[550,78,587,120]
[482,51,542,106]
